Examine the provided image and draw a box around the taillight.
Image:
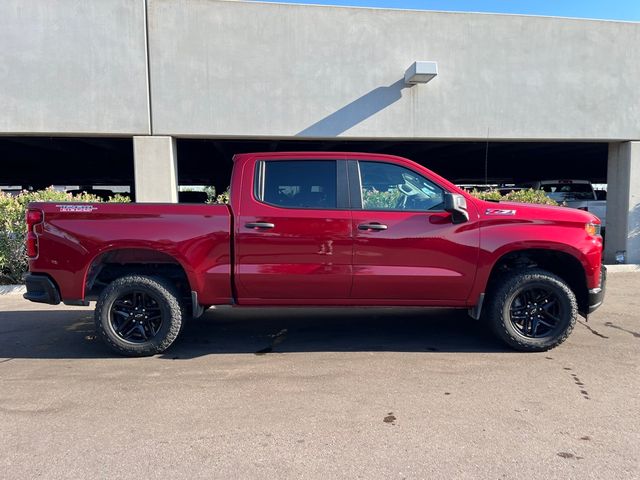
[27,209,43,224]
[26,232,38,258]
[26,208,44,258]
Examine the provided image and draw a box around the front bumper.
[23,274,61,305]
[587,265,606,314]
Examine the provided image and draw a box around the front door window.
[359,161,444,211]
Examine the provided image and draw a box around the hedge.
[470,188,558,206]
[0,188,129,284]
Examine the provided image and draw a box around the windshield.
[540,184,595,201]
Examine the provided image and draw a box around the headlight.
[585,223,601,237]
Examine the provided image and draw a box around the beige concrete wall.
[133,136,178,202]
[148,1,640,140]
[605,142,640,264]
[0,0,150,135]
[2,0,639,141]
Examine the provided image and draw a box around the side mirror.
[444,192,469,224]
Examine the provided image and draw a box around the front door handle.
[358,222,388,231]
[245,222,275,229]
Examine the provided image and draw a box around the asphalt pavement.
[0,273,638,479]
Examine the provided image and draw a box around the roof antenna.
[484,127,490,186]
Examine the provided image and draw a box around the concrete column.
[604,142,640,264]
[133,136,178,203]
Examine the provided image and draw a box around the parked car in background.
[519,180,606,232]
[595,189,607,201]
[456,184,497,192]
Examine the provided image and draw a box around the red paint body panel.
[345,154,480,302]
[28,203,232,305]
[351,210,480,301]
[232,153,353,302]
[27,151,603,310]
[234,208,353,300]
[472,200,603,295]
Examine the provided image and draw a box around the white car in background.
[519,180,607,232]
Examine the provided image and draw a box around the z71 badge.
[56,204,97,213]
[485,208,516,215]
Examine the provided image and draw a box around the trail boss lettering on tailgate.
[56,204,98,213]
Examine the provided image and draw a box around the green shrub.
[0,188,130,284]
[216,187,230,205]
[469,188,558,206]
[502,188,558,206]
[203,186,216,204]
[204,186,230,205]
[469,189,503,201]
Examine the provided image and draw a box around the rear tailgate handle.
[245,222,275,229]
[358,222,388,231]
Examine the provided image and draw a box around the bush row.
[469,188,558,206]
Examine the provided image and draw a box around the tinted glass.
[359,161,444,211]
[260,160,337,209]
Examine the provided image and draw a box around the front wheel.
[95,275,184,356]
[485,269,577,351]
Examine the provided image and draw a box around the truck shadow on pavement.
[0,306,510,359]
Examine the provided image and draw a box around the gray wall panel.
[148,1,640,140]
[1,1,638,140]
[0,0,149,135]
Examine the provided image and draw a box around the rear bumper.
[587,265,606,314]
[23,274,61,305]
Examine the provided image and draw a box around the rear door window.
[256,160,337,209]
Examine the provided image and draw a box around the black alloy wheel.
[484,269,577,351]
[508,285,563,338]
[109,290,164,343]
[95,275,184,356]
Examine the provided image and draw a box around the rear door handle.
[245,222,275,229]
[358,222,388,231]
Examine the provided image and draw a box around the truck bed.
[28,202,232,305]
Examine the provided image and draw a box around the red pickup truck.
[24,152,606,356]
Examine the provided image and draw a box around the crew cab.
[23,152,606,356]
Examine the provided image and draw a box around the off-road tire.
[484,269,577,351]
[95,275,183,356]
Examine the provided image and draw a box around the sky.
[248,0,640,21]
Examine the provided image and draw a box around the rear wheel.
[95,275,183,356]
[485,269,577,351]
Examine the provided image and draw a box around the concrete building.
[0,0,638,262]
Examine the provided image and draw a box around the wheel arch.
[84,248,193,302]
[485,248,589,317]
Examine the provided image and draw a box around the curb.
[0,285,26,296]
[604,264,640,273]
